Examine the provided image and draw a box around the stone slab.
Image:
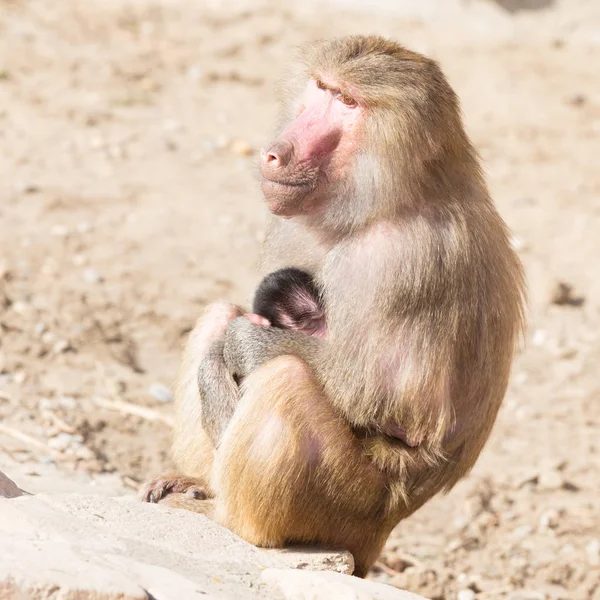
[0,492,427,600]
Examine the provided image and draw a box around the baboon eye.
[337,93,357,108]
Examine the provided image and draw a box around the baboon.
[252,267,325,337]
[187,267,325,448]
[140,35,526,577]
[189,267,325,448]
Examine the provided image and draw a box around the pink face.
[260,78,363,217]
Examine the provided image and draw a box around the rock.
[266,546,354,575]
[508,593,545,600]
[262,568,426,599]
[0,471,22,498]
[0,458,126,496]
[0,493,279,599]
[148,382,174,403]
[536,584,570,600]
[0,493,419,599]
[458,590,476,600]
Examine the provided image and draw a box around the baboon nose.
[261,140,293,170]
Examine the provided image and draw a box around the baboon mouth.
[260,176,314,190]
[261,177,315,201]
[261,177,316,216]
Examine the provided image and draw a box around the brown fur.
[139,35,526,577]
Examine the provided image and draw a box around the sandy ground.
[0,0,599,598]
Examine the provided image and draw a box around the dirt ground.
[0,0,599,598]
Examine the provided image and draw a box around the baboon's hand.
[138,474,212,503]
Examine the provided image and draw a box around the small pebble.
[41,331,56,345]
[566,93,586,107]
[57,396,77,409]
[532,329,547,346]
[14,181,40,194]
[538,471,563,491]
[48,432,83,451]
[74,446,95,460]
[139,20,155,36]
[515,406,533,421]
[586,539,600,566]
[41,258,58,276]
[218,214,234,226]
[83,267,103,284]
[215,135,230,150]
[539,508,560,530]
[559,543,575,555]
[139,76,160,92]
[50,224,70,237]
[52,339,70,354]
[458,590,476,600]
[550,282,584,307]
[511,525,534,540]
[555,347,577,360]
[39,398,54,411]
[148,382,174,403]
[11,301,30,315]
[107,144,125,160]
[230,139,254,156]
[163,119,182,133]
[89,135,106,150]
[537,584,569,600]
[512,372,528,386]
[187,64,204,81]
[33,322,47,337]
